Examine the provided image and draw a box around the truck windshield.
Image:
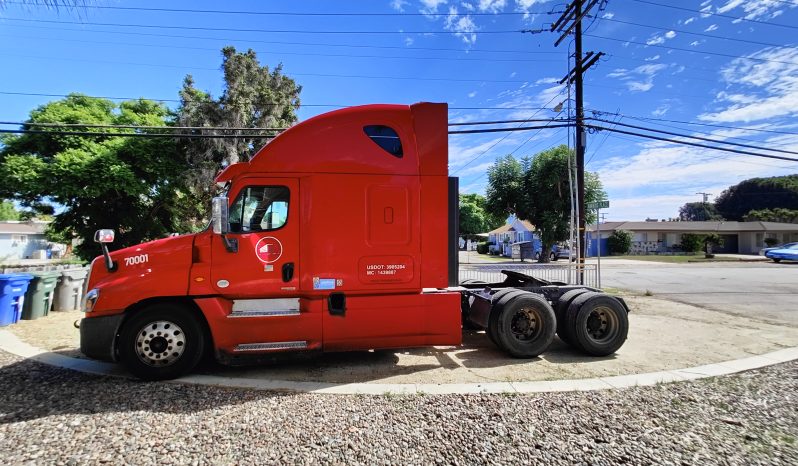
[228,186,290,233]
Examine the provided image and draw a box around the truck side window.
[228,186,290,233]
[364,125,403,158]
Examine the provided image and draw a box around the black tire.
[555,289,590,345]
[550,252,558,261]
[118,304,205,380]
[487,289,526,349]
[495,293,557,358]
[571,294,629,356]
[534,252,541,261]
[773,258,781,263]
[563,291,601,346]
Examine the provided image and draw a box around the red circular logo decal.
[254,236,283,264]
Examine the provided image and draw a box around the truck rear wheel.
[487,289,526,349]
[555,289,590,345]
[495,293,556,358]
[118,304,205,381]
[563,291,600,346]
[570,294,629,356]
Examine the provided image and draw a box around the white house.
[0,221,59,261]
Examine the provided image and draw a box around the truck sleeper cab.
[79,102,630,380]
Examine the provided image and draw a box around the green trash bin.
[21,270,61,320]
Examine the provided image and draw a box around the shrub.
[476,242,489,254]
[607,230,632,255]
[764,237,779,247]
[680,233,705,253]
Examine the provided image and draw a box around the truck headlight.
[83,288,99,313]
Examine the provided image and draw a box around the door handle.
[281,262,294,282]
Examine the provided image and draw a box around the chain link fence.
[459,263,598,287]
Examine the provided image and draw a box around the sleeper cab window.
[228,186,290,233]
[364,125,403,158]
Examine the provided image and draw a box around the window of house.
[228,186,290,233]
[12,235,28,244]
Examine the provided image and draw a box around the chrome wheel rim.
[585,306,619,344]
[135,320,186,367]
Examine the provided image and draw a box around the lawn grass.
[602,254,741,263]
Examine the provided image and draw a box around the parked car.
[765,243,798,263]
[533,244,574,261]
[759,242,798,256]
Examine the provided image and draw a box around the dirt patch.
[6,297,798,384]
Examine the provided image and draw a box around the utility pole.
[550,0,605,284]
[696,192,711,221]
[696,192,711,203]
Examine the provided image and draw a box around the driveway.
[597,259,798,326]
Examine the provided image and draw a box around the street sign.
[586,200,609,210]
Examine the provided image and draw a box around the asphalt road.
[597,260,798,326]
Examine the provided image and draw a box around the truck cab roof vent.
[363,125,403,158]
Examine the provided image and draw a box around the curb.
[1,330,797,395]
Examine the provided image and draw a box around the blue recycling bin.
[0,274,34,327]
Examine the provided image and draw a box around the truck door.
[210,178,300,297]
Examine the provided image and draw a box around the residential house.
[0,221,60,261]
[487,217,538,257]
[586,221,798,256]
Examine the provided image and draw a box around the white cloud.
[462,2,475,11]
[468,91,477,98]
[652,104,671,116]
[717,0,795,21]
[390,0,409,12]
[684,17,696,24]
[664,30,676,39]
[646,31,675,46]
[704,24,719,32]
[421,0,448,10]
[404,36,414,46]
[606,64,667,92]
[602,12,615,19]
[699,5,713,18]
[443,6,479,45]
[510,71,517,78]
[478,0,506,13]
[534,77,559,85]
[515,0,546,18]
[644,55,661,61]
[690,40,701,47]
[699,47,798,123]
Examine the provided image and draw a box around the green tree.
[743,207,798,223]
[607,230,632,255]
[459,193,502,235]
[0,200,19,221]
[485,155,524,219]
[678,202,722,221]
[177,46,302,224]
[703,233,723,258]
[518,145,606,262]
[0,94,194,259]
[715,174,798,221]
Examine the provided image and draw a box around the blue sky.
[1,0,797,221]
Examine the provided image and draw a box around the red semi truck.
[79,102,629,380]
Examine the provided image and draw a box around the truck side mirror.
[93,229,117,272]
[212,196,238,253]
[211,196,229,235]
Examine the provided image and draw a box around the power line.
[0,91,559,112]
[1,17,523,35]
[585,34,798,66]
[449,118,571,126]
[0,128,279,138]
[0,53,538,84]
[595,16,798,50]
[448,124,573,135]
[628,0,798,31]
[0,33,558,64]
[587,109,798,136]
[0,1,560,17]
[586,125,798,162]
[2,24,559,56]
[587,117,798,155]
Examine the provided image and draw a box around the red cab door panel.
[211,178,300,297]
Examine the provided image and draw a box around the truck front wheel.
[118,304,205,381]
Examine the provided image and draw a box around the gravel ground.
[0,351,795,465]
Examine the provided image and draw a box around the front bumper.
[79,313,125,362]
